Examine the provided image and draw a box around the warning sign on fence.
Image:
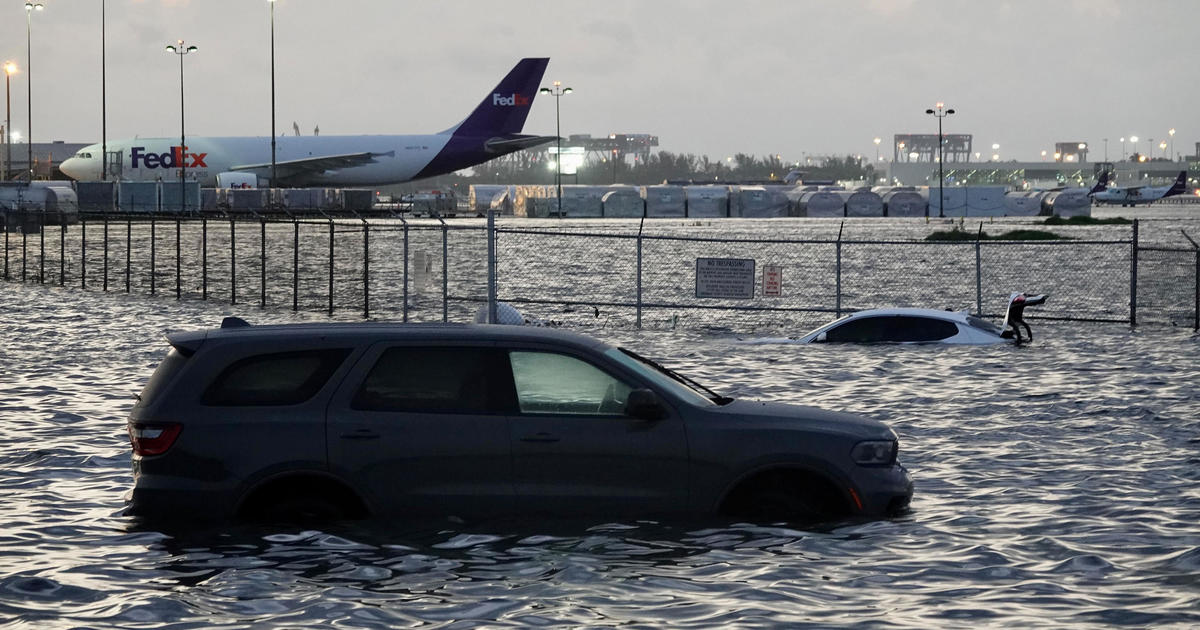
[695,257,756,299]
[763,265,783,297]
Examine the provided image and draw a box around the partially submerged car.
[127,319,912,523]
[793,293,1048,345]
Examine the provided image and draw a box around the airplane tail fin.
[1088,170,1109,195]
[1165,170,1188,197]
[444,58,550,138]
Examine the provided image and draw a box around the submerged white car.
[794,293,1048,345]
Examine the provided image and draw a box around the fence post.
[231,218,238,305]
[1130,219,1138,327]
[150,214,157,296]
[487,209,497,324]
[80,218,86,289]
[636,222,644,329]
[402,218,409,323]
[102,215,109,292]
[201,217,208,300]
[328,218,335,316]
[975,223,983,315]
[362,218,370,319]
[58,217,65,286]
[441,218,448,323]
[21,216,27,282]
[260,217,267,309]
[124,219,131,293]
[292,219,299,311]
[835,221,844,317]
[39,212,45,284]
[3,213,8,280]
[175,217,181,300]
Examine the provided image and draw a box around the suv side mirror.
[625,388,668,421]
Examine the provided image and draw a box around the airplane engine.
[217,172,258,189]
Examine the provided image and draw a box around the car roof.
[166,321,614,355]
[841,307,970,322]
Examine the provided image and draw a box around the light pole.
[166,40,197,214]
[1169,128,1176,162]
[539,80,571,217]
[25,2,42,181]
[1131,135,1139,159]
[1119,137,1125,161]
[1103,138,1108,162]
[1159,141,1167,160]
[924,102,954,218]
[4,62,14,182]
[873,137,881,162]
[102,0,107,180]
[269,0,276,189]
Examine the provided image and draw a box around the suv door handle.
[340,429,381,440]
[520,432,560,443]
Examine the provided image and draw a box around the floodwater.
[2,211,1199,628]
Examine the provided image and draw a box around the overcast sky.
[2,0,1196,163]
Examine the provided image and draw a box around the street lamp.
[1119,137,1125,161]
[4,61,15,182]
[1169,128,1176,161]
[269,0,277,188]
[1130,135,1138,158]
[873,137,881,161]
[924,102,954,217]
[25,2,43,181]
[1103,138,1108,162]
[1159,141,1167,160]
[1078,142,1087,163]
[166,40,198,214]
[538,80,572,217]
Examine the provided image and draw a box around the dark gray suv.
[128,320,912,522]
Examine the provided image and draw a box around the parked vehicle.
[791,293,1048,345]
[127,319,913,523]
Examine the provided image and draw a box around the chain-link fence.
[2,213,1197,332]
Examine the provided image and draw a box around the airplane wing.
[229,151,395,180]
[484,135,558,154]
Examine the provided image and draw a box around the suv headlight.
[851,440,897,466]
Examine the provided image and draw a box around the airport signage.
[492,92,531,107]
[695,257,755,299]
[131,146,208,169]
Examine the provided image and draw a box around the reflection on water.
[1,274,1198,628]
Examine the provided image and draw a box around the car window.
[202,349,351,406]
[137,347,189,407]
[825,316,888,342]
[352,346,514,414]
[825,315,957,343]
[509,351,633,416]
[887,316,958,342]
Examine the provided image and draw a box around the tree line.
[384,151,878,195]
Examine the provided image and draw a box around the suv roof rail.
[221,316,251,329]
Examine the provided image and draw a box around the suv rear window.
[202,349,351,406]
[137,347,190,407]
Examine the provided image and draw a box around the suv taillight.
[129,423,182,456]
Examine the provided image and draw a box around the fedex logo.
[131,146,208,169]
[492,92,530,106]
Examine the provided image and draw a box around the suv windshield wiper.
[618,348,734,405]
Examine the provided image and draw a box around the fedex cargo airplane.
[60,58,554,187]
[1091,170,1189,206]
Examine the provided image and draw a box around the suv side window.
[509,351,633,415]
[352,346,515,414]
[202,349,351,406]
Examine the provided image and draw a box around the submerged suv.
[128,320,913,522]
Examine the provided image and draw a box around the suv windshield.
[606,348,725,406]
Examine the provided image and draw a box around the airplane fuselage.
[59,57,553,188]
[64,135,453,187]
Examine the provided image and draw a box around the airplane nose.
[60,157,86,181]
